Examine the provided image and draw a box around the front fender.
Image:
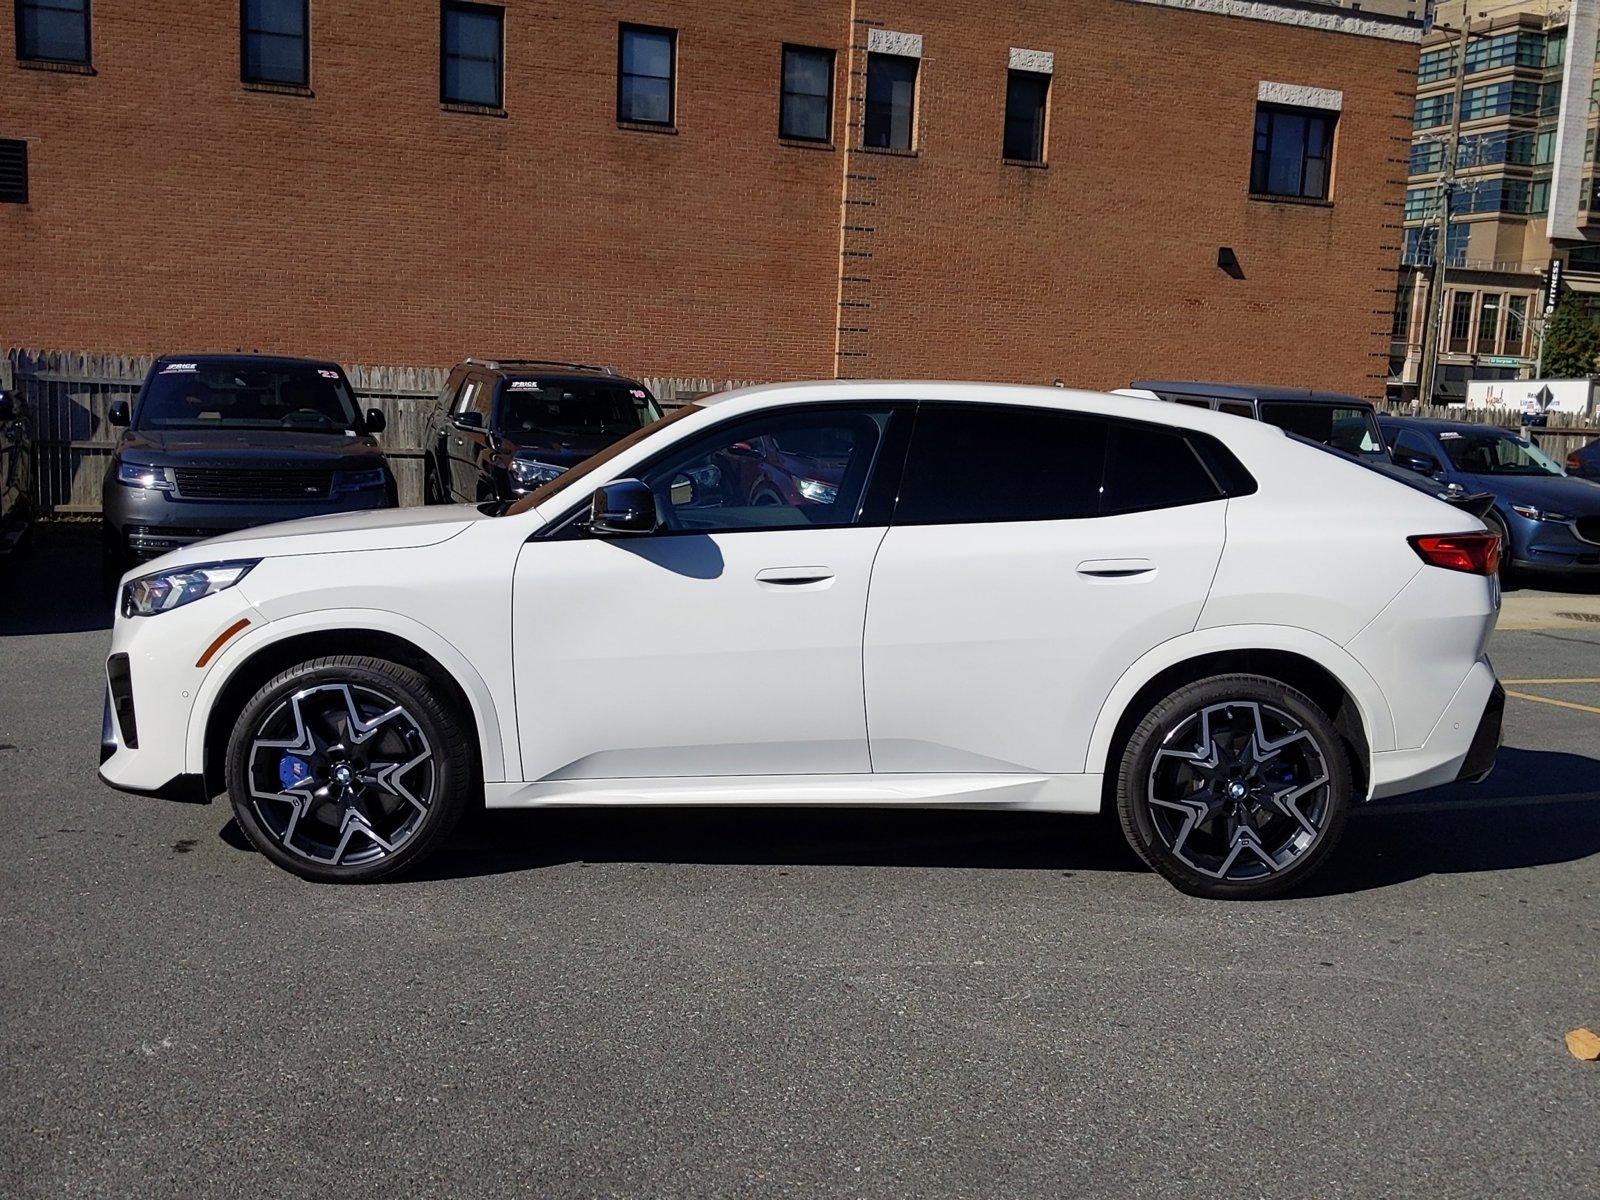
[183,607,512,782]
[1083,624,1397,777]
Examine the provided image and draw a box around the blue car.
[1380,417,1600,581]
[1568,438,1600,483]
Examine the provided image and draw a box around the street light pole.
[1416,1,1472,410]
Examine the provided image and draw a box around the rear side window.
[1101,423,1223,514]
[895,405,1107,524]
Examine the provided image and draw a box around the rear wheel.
[1115,674,1352,900]
[225,655,472,882]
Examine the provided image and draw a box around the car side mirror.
[108,400,131,427]
[1395,452,1436,475]
[453,410,484,430]
[0,391,13,421]
[589,479,659,536]
[365,407,387,434]
[725,440,760,458]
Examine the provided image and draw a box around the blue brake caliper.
[278,754,312,791]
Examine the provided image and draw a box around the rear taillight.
[1568,451,1582,471]
[1409,532,1501,576]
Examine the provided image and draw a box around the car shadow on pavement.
[0,524,112,636]
[216,745,1590,892]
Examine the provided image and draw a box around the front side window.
[241,0,308,85]
[1256,403,1386,459]
[136,362,360,432]
[618,24,675,126]
[864,53,917,150]
[1003,69,1049,162]
[637,408,891,533]
[16,0,90,64]
[1251,104,1334,200]
[780,45,833,142]
[1393,429,1442,471]
[1438,430,1564,477]
[441,1,503,108]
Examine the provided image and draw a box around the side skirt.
[483,772,1104,813]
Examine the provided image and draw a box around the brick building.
[2,1,1419,396]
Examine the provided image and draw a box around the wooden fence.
[6,349,753,514]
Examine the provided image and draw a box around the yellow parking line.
[1501,677,1600,685]
[1504,689,1600,716]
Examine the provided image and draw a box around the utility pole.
[1416,0,1471,410]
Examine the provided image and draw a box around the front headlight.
[330,468,387,496]
[508,458,566,489]
[797,478,838,504]
[121,560,258,618]
[116,461,174,491]
[1510,504,1570,523]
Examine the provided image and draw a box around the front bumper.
[97,586,263,795]
[1369,658,1501,799]
[1511,519,1600,575]
[104,489,392,563]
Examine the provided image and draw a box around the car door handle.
[755,567,836,588]
[1076,558,1156,579]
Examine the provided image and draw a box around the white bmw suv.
[99,382,1503,898]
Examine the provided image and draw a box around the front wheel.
[225,655,473,882]
[1114,674,1352,900]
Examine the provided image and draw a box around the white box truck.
[1466,378,1598,418]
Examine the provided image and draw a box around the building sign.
[1545,259,1564,315]
[1482,356,1521,367]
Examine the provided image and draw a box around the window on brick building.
[618,24,676,126]
[241,0,309,87]
[441,2,503,109]
[0,139,27,204]
[1447,291,1473,353]
[1003,69,1049,162]
[16,0,91,64]
[1250,104,1335,201]
[864,53,917,150]
[780,45,833,142]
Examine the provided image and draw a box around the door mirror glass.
[108,400,131,427]
[1395,453,1436,475]
[365,407,387,433]
[453,410,484,430]
[590,479,659,535]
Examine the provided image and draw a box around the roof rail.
[463,356,618,375]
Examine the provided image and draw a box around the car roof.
[460,356,625,378]
[695,379,1293,443]
[1131,380,1374,407]
[152,353,344,371]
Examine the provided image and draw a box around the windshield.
[498,379,662,439]
[502,402,703,516]
[1437,429,1565,477]
[1257,402,1387,458]
[137,362,360,432]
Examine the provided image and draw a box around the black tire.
[225,654,473,883]
[1114,673,1352,900]
[423,458,444,505]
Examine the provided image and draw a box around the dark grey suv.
[102,355,396,590]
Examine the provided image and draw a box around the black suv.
[424,358,662,504]
[102,355,396,587]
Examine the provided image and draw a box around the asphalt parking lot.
[2,525,1597,1199]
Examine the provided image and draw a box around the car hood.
[502,428,617,468]
[1462,472,1600,513]
[118,428,385,469]
[140,504,489,571]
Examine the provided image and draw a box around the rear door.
[863,403,1229,775]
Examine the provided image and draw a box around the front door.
[447,374,493,500]
[512,403,903,782]
[864,403,1229,775]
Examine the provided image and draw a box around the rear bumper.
[1369,658,1500,799]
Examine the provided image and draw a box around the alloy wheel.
[246,682,436,868]
[1145,700,1331,882]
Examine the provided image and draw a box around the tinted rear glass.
[1102,423,1223,514]
[1257,402,1386,458]
[895,405,1107,523]
[137,361,359,432]
[498,379,662,438]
